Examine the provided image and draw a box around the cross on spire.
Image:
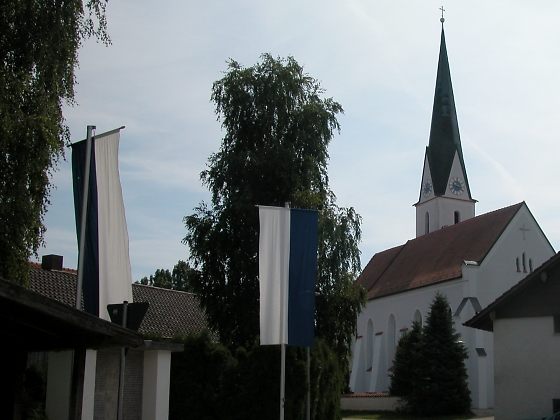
[440,6,445,23]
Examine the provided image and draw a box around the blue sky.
[39,1,560,280]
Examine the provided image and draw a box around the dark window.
[476,348,487,357]
[516,257,520,272]
[425,212,430,235]
[553,399,560,414]
[523,252,527,273]
[529,259,533,273]
[454,211,460,224]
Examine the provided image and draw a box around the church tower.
[415,20,476,237]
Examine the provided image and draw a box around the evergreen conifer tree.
[389,321,423,398]
[390,293,471,415]
[416,293,471,415]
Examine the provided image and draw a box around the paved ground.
[342,414,494,420]
[342,418,494,420]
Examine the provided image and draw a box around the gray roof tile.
[28,263,213,340]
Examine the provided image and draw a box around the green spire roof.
[426,26,469,196]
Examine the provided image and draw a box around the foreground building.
[466,252,560,419]
[0,277,143,420]
[349,23,555,409]
[27,256,211,420]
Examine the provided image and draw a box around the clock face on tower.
[449,177,465,195]
[423,181,433,196]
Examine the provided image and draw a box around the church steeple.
[415,18,476,237]
[427,26,469,197]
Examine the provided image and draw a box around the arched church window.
[454,211,460,224]
[516,257,520,272]
[522,252,527,273]
[366,320,374,371]
[529,258,533,273]
[387,315,396,367]
[425,212,430,234]
[414,310,422,327]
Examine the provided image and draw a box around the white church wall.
[418,154,434,205]
[493,317,560,420]
[473,205,555,309]
[443,152,470,200]
[353,272,497,408]
[353,205,555,408]
[453,273,494,411]
[349,336,364,391]
[415,197,475,237]
[352,279,466,393]
[415,152,475,237]
[457,204,554,409]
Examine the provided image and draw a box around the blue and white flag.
[72,128,133,320]
[258,206,318,347]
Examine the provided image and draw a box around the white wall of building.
[415,152,475,237]
[46,351,73,420]
[351,205,555,410]
[494,317,560,420]
[82,349,97,420]
[351,279,465,394]
[142,350,172,420]
[473,206,554,306]
[416,197,475,236]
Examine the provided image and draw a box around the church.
[349,21,555,410]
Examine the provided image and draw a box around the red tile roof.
[358,202,524,300]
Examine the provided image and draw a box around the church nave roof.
[358,202,525,300]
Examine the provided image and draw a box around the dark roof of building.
[358,202,525,300]
[0,278,143,351]
[427,26,471,198]
[465,252,560,332]
[132,284,211,339]
[29,263,80,307]
[28,263,213,340]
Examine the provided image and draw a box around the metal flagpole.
[117,301,128,420]
[279,202,290,420]
[76,125,95,310]
[306,347,311,420]
[280,343,286,420]
[74,126,125,144]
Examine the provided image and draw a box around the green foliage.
[183,54,364,417]
[309,339,343,420]
[169,332,236,420]
[139,268,172,288]
[226,344,307,420]
[389,321,423,398]
[316,202,365,385]
[0,0,110,284]
[417,293,471,415]
[390,294,471,416]
[169,334,342,420]
[171,260,196,291]
[22,365,48,420]
[136,260,196,292]
[183,54,364,358]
